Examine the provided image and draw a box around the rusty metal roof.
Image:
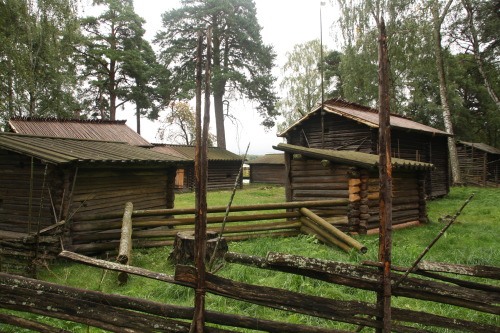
[278,99,450,137]
[151,144,243,161]
[0,133,189,165]
[8,117,151,146]
[273,143,434,171]
[458,141,500,155]
[247,153,284,165]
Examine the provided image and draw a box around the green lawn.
[2,185,499,332]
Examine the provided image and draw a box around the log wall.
[365,170,427,231]
[457,144,500,187]
[288,158,351,231]
[207,161,242,191]
[0,150,57,234]
[285,154,427,234]
[287,113,373,153]
[249,164,286,184]
[180,161,242,191]
[69,166,176,245]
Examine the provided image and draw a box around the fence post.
[117,201,133,285]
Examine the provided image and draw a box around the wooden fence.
[0,249,497,332]
[68,199,362,254]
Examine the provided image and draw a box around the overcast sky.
[128,0,340,155]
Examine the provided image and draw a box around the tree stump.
[169,231,228,265]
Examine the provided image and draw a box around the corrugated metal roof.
[273,143,434,171]
[458,141,500,155]
[279,99,450,137]
[151,144,243,161]
[8,117,151,146]
[0,133,189,165]
[247,153,284,165]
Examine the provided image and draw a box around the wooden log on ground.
[300,208,367,253]
[299,218,351,252]
[117,202,133,285]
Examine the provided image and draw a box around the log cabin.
[457,141,500,187]
[274,143,433,234]
[151,144,243,191]
[247,154,285,184]
[279,99,450,198]
[8,117,151,146]
[0,133,188,249]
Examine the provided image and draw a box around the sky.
[126,0,340,155]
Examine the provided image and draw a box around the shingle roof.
[273,143,434,171]
[151,144,243,161]
[8,117,151,146]
[278,99,450,137]
[458,141,500,155]
[247,153,284,165]
[0,133,189,165]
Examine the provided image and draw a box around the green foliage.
[449,53,500,145]
[156,101,216,145]
[333,0,500,147]
[0,0,81,123]
[278,40,327,132]
[155,0,278,136]
[78,0,159,120]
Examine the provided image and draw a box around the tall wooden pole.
[376,17,392,333]
[320,1,326,149]
[191,27,211,333]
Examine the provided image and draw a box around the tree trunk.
[212,29,227,149]
[213,91,226,149]
[109,59,116,120]
[431,0,461,185]
[462,0,500,109]
[8,73,14,118]
[29,91,35,117]
[136,104,141,134]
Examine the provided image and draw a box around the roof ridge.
[0,132,127,144]
[9,116,127,124]
[324,98,411,120]
[152,143,218,148]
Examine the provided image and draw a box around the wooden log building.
[151,144,243,191]
[279,99,450,198]
[0,133,188,248]
[247,153,286,184]
[457,141,500,187]
[274,143,433,234]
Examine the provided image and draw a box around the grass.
[1,184,499,332]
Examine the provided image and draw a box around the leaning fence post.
[393,193,475,289]
[117,201,133,285]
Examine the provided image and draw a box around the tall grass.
[2,185,499,332]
